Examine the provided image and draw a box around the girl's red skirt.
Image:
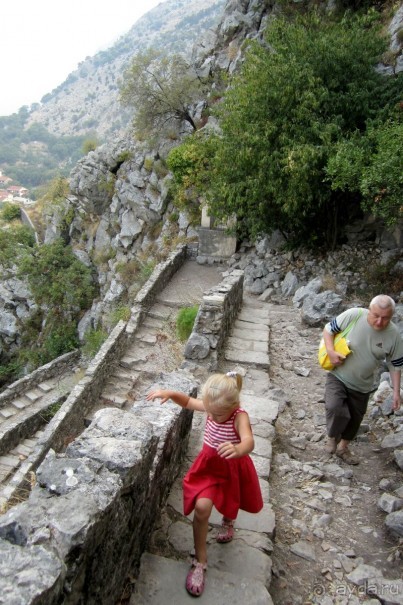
[183,443,263,520]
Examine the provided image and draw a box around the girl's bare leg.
[193,497,213,564]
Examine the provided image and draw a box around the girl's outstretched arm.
[146,389,205,411]
[217,411,255,459]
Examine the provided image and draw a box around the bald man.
[322,295,403,465]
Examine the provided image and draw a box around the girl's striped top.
[203,408,245,449]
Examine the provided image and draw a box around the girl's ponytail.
[226,370,243,392]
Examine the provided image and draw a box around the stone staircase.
[128,297,279,604]
[0,370,81,505]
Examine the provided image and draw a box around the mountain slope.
[26,0,225,140]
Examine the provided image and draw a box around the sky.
[0,0,164,117]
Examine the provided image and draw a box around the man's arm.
[390,371,402,411]
[322,328,347,367]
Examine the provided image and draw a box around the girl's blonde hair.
[201,372,243,410]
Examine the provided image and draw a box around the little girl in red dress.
[146,371,263,597]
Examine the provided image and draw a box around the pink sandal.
[186,559,207,597]
[216,518,234,543]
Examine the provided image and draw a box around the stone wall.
[184,269,244,368]
[0,372,196,605]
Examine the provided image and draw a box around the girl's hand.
[217,441,240,459]
[146,389,170,404]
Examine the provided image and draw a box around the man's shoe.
[336,448,359,465]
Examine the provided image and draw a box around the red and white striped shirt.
[203,408,245,449]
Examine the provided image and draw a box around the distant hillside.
[0,0,224,192]
[26,0,225,140]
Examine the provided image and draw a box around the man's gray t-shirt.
[325,308,403,392]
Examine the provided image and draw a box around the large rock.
[300,291,343,327]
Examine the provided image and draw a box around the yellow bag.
[318,310,362,371]
[318,335,352,371]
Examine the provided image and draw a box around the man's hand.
[392,392,401,411]
[328,350,346,366]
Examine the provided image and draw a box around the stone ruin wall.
[0,245,245,605]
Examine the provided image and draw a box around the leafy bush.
[0,225,35,269]
[176,305,198,341]
[18,239,96,315]
[82,329,108,358]
[108,304,131,327]
[82,139,98,154]
[40,401,63,423]
[1,202,21,222]
[0,359,23,389]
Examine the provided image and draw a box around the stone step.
[142,316,167,330]
[110,368,139,382]
[231,324,269,342]
[9,443,33,458]
[227,336,267,353]
[24,389,44,403]
[11,397,33,411]
[0,407,18,420]
[0,454,21,482]
[37,381,56,393]
[131,553,274,605]
[120,353,151,370]
[133,328,158,345]
[99,393,128,408]
[225,349,270,369]
[238,307,270,326]
[147,303,174,321]
[106,377,134,393]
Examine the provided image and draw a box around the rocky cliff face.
[41,0,278,340]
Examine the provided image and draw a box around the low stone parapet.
[0,350,80,410]
[0,245,189,506]
[184,269,244,368]
[0,372,196,605]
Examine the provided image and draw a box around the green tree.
[202,12,400,248]
[326,119,403,226]
[0,225,35,269]
[16,239,97,367]
[120,49,205,138]
[82,138,98,154]
[18,239,95,320]
[1,202,21,222]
